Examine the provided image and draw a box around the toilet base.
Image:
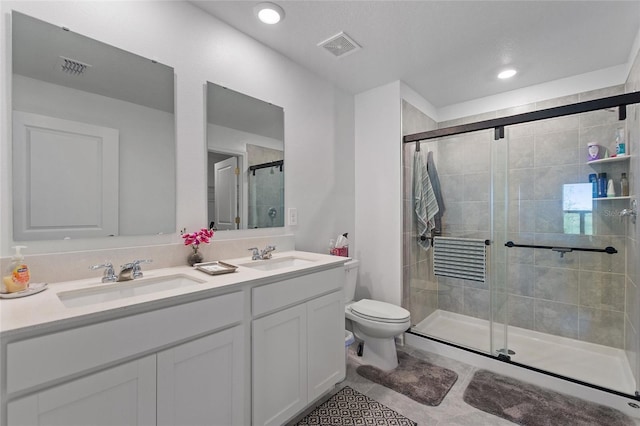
[358,335,399,371]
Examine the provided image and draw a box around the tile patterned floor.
[290,343,640,426]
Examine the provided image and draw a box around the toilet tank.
[344,259,359,303]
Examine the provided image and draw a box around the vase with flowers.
[181,228,214,266]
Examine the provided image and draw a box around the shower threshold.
[414,310,636,395]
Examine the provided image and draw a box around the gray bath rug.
[463,369,634,426]
[356,351,458,406]
[294,386,416,425]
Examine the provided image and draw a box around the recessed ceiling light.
[498,69,517,79]
[254,2,285,25]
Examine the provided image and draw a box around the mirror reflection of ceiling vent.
[58,56,92,75]
[318,32,361,58]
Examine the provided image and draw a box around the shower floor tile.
[414,310,636,394]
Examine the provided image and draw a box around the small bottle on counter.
[621,173,629,197]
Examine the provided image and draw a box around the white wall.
[354,81,403,305]
[0,1,354,256]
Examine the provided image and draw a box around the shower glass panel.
[248,164,284,228]
[500,113,633,394]
[404,102,635,396]
[405,129,496,356]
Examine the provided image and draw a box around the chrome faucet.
[118,259,153,281]
[248,245,277,260]
[90,259,152,283]
[89,262,117,283]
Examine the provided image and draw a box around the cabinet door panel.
[8,355,156,426]
[307,291,345,401]
[252,304,307,426]
[157,326,245,426]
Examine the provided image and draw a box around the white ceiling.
[190,1,640,109]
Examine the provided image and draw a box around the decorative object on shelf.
[181,228,215,266]
[587,142,608,160]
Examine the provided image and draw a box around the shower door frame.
[403,91,640,399]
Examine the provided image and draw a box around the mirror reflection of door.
[208,152,240,230]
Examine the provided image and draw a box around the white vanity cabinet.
[251,267,345,426]
[8,355,157,426]
[4,291,246,426]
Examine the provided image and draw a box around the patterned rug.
[294,386,417,425]
[464,370,635,426]
[356,351,458,406]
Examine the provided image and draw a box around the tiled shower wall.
[402,84,635,350]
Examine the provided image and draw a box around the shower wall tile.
[462,201,490,231]
[533,130,579,168]
[579,271,625,312]
[438,282,464,314]
[580,109,623,129]
[463,287,490,321]
[578,307,624,348]
[534,266,579,304]
[463,173,490,202]
[579,85,624,102]
[508,200,536,234]
[409,289,438,326]
[496,103,537,119]
[535,94,579,110]
[507,295,535,330]
[508,264,535,297]
[534,200,564,233]
[462,135,491,173]
[533,165,580,200]
[579,236,625,272]
[437,137,469,175]
[534,249,578,269]
[626,277,639,337]
[533,115,579,135]
[440,173,464,203]
[508,169,535,201]
[534,299,579,339]
[624,316,638,384]
[439,111,496,128]
[507,122,535,140]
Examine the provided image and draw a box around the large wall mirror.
[206,82,284,230]
[11,11,176,241]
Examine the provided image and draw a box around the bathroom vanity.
[0,251,347,426]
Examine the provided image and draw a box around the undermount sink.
[239,256,315,271]
[57,274,206,308]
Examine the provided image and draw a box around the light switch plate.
[288,208,298,226]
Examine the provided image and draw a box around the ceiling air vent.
[318,32,361,58]
[58,56,92,76]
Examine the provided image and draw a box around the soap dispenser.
[2,246,30,293]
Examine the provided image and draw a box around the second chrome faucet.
[248,245,276,260]
[90,259,153,283]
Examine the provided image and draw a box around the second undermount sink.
[239,256,315,271]
[57,274,206,308]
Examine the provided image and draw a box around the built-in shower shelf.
[587,156,630,165]
[593,196,631,201]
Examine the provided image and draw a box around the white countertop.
[0,251,348,337]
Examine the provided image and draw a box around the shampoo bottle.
[2,246,30,293]
[616,128,627,156]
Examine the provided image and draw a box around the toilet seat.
[350,299,410,324]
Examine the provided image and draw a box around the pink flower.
[181,228,215,248]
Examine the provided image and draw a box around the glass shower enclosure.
[403,92,640,397]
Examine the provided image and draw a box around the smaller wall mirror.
[206,82,285,230]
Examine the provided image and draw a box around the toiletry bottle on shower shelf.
[589,173,598,198]
[615,128,626,157]
[621,173,629,197]
[607,178,616,197]
[598,172,608,198]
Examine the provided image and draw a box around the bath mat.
[294,386,416,425]
[356,351,458,406]
[463,369,634,426]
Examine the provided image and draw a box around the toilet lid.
[351,299,410,323]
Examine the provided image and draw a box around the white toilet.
[344,259,411,371]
